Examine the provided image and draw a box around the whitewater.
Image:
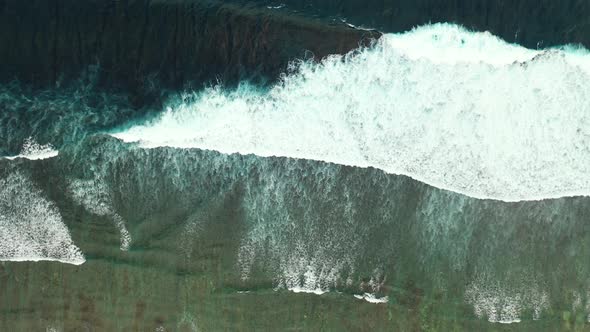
[2,137,59,160]
[0,172,85,265]
[112,23,590,202]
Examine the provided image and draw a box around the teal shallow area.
[1,134,590,330]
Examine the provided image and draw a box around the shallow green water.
[1,135,590,330]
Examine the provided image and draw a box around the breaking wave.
[3,137,59,160]
[111,23,590,202]
[0,172,85,265]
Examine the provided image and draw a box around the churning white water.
[112,23,590,201]
[0,172,85,265]
[3,137,59,160]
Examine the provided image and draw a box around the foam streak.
[112,23,590,201]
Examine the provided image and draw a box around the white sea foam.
[353,293,389,304]
[465,276,549,324]
[288,286,328,295]
[572,289,590,322]
[112,23,590,201]
[0,172,85,265]
[68,179,131,251]
[3,137,59,160]
[340,18,375,32]
[276,250,345,295]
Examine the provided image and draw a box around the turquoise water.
[2,24,590,330]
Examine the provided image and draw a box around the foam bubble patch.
[0,172,85,265]
[3,137,59,160]
[68,179,131,251]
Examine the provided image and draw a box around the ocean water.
[2,24,590,330]
[112,24,590,201]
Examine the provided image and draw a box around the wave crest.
[112,23,590,201]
